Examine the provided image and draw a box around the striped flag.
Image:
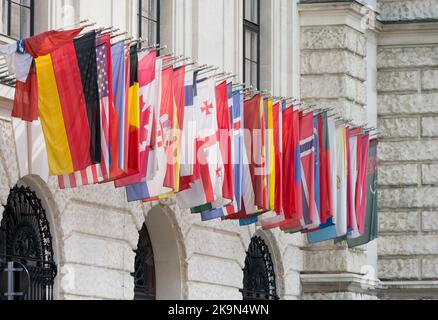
[36,41,92,176]
[58,38,112,188]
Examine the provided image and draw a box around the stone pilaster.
[377,1,438,297]
[298,0,380,299]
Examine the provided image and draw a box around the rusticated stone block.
[379,235,438,255]
[422,70,438,91]
[422,164,438,185]
[378,93,438,115]
[301,50,366,80]
[379,187,438,209]
[379,211,419,232]
[421,211,438,231]
[378,117,418,139]
[379,140,438,162]
[422,257,438,278]
[379,164,418,186]
[377,70,419,93]
[378,0,438,22]
[378,258,420,280]
[378,46,438,69]
[301,25,366,56]
[422,117,438,137]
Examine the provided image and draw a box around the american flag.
[96,41,110,180]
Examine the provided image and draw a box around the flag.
[306,113,338,243]
[73,31,101,164]
[260,101,284,229]
[12,60,39,122]
[176,78,220,208]
[265,98,275,211]
[335,125,348,237]
[126,46,140,176]
[347,139,378,248]
[168,65,186,193]
[355,133,370,235]
[110,41,127,179]
[180,71,196,177]
[115,50,157,187]
[199,82,235,221]
[347,128,361,239]
[223,94,266,221]
[96,37,113,181]
[36,41,92,176]
[280,107,303,232]
[127,63,178,202]
[319,112,333,224]
[24,27,84,57]
[58,38,111,188]
[298,112,315,228]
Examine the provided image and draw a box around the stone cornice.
[298,0,380,33]
[380,281,438,300]
[301,273,382,295]
[378,21,438,46]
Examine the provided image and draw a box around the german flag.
[35,42,92,176]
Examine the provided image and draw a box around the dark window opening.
[241,236,279,300]
[132,224,156,300]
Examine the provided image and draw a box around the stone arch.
[16,174,63,300]
[139,203,188,300]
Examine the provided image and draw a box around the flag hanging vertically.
[335,125,348,237]
[280,107,303,232]
[298,112,315,228]
[73,31,101,164]
[176,78,220,209]
[347,139,378,248]
[12,61,39,122]
[180,71,196,178]
[115,50,157,187]
[110,41,127,179]
[36,41,92,176]
[348,128,361,239]
[355,133,370,235]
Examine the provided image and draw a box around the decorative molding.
[301,273,382,296]
[380,281,438,300]
[298,0,380,33]
[378,21,438,46]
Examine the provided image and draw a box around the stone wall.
[377,27,438,295]
[378,0,438,22]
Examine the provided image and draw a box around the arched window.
[243,0,260,90]
[0,186,57,300]
[138,0,160,47]
[132,224,156,300]
[2,0,34,39]
[241,236,279,300]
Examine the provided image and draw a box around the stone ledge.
[301,273,382,296]
[378,21,438,46]
[298,0,379,33]
[379,280,438,300]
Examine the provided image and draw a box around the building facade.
[0,0,437,300]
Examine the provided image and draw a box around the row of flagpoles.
[1,20,379,247]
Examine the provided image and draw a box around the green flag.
[347,139,379,248]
